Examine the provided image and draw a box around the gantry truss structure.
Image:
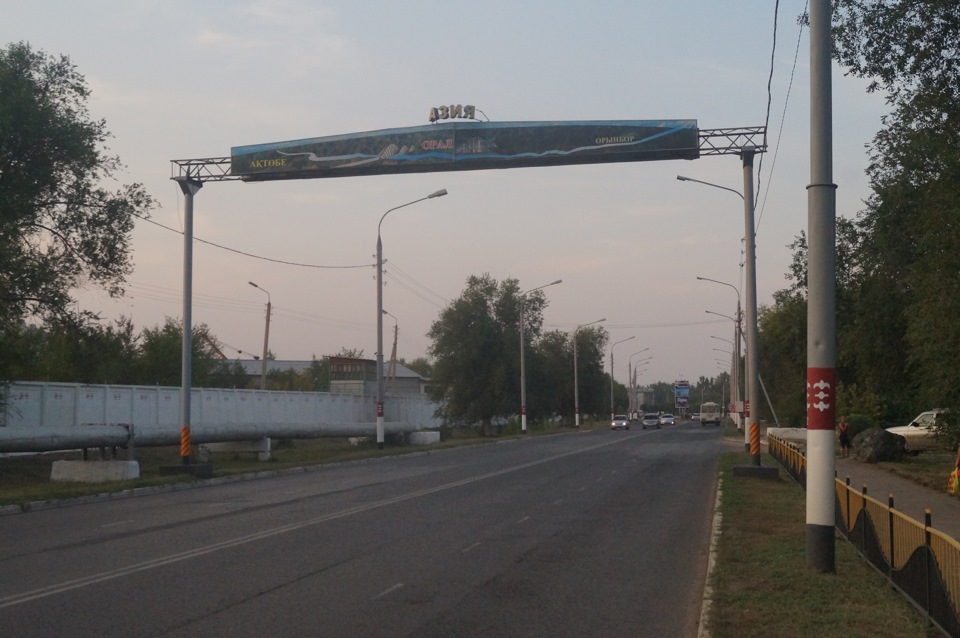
[169,126,766,184]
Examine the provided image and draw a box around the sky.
[4,0,888,387]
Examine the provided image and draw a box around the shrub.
[845,413,875,439]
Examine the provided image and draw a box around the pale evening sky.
[4,1,886,386]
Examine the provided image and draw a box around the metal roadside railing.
[768,434,960,637]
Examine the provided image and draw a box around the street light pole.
[609,336,635,419]
[573,318,605,427]
[698,275,743,431]
[706,308,742,432]
[628,350,651,418]
[740,148,762,466]
[248,281,271,390]
[377,189,447,449]
[681,173,761,466]
[519,279,563,433]
[712,334,737,420]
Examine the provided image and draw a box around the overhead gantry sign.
[229,120,701,181]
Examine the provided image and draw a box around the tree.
[831,0,959,108]
[533,330,572,421]
[830,2,960,419]
[402,356,432,379]
[573,325,608,419]
[0,42,154,330]
[427,274,551,434]
[135,317,232,387]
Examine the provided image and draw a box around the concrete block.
[50,460,140,483]
[408,431,441,445]
[204,437,271,461]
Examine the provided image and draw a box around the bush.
[846,413,875,439]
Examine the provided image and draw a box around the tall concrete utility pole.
[806,0,838,573]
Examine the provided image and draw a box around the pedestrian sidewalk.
[832,456,960,540]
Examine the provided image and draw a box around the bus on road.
[700,402,723,427]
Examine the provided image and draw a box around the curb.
[698,473,723,638]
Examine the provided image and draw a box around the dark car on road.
[641,413,661,429]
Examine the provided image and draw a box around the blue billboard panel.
[675,379,690,409]
[231,120,699,181]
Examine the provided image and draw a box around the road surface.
[0,421,726,637]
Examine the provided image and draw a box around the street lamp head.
[249,280,270,300]
[428,189,448,199]
[677,175,690,181]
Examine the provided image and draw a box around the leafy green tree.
[532,330,572,423]
[427,274,551,434]
[830,1,960,419]
[757,294,807,426]
[0,42,154,330]
[135,317,231,387]
[832,0,959,108]
[572,326,608,420]
[2,315,140,384]
[401,356,432,379]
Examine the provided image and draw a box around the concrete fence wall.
[0,382,442,452]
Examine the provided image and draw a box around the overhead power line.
[133,211,373,270]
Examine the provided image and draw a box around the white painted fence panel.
[3,382,440,430]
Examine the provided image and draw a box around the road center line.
[374,583,404,599]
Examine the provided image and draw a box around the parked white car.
[886,410,946,451]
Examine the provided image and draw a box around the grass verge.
[707,451,930,638]
[0,422,588,507]
[877,451,955,491]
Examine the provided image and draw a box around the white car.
[659,413,676,426]
[611,414,630,431]
[886,410,946,451]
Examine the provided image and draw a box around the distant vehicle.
[700,402,722,427]
[611,414,630,431]
[692,413,700,421]
[641,413,661,430]
[886,410,947,451]
[660,413,675,426]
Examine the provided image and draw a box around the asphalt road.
[0,421,727,637]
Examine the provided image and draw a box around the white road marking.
[100,520,135,528]
[461,542,481,553]
[374,583,404,599]
[518,516,530,523]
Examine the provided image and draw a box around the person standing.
[838,416,851,458]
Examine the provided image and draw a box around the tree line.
[758,2,960,441]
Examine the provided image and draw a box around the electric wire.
[754,0,780,223]
[133,211,372,270]
[756,0,807,233]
